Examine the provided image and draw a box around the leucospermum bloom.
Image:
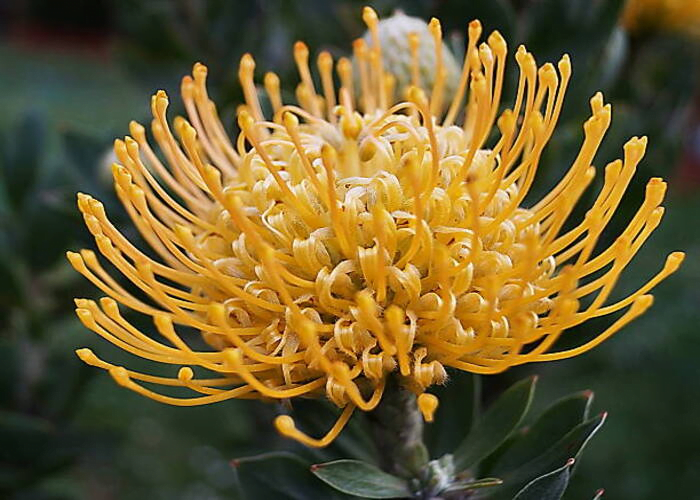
[622,0,700,38]
[69,8,684,447]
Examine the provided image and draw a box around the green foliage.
[0,114,117,498]
[233,451,344,499]
[234,376,606,499]
[487,412,607,499]
[488,391,593,473]
[453,376,537,471]
[511,459,574,500]
[311,460,411,498]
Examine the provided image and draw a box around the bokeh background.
[1,0,698,499]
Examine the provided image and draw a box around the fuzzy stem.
[367,375,429,479]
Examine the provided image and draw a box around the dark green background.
[1,1,698,499]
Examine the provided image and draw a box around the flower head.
[69,7,683,447]
[622,0,700,38]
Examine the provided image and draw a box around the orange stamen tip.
[667,251,685,269]
[633,294,654,313]
[417,393,439,422]
[240,53,255,68]
[362,6,378,26]
[294,41,308,56]
[559,53,571,68]
[75,348,96,364]
[274,415,296,434]
[128,120,145,138]
[66,250,82,265]
[237,110,255,129]
[178,367,194,381]
[264,71,279,85]
[353,38,367,51]
[283,111,299,128]
[321,143,337,165]
[407,86,428,106]
[318,51,332,67]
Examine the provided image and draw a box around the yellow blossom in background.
[68,7,683,447]
[622,0,700,38]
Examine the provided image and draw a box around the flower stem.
[367,375,429,479]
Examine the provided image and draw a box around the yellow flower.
[69,7,683,447]
[622,0,700,38]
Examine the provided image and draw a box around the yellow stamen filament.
[274,404,355,448]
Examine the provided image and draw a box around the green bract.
[234,375,607,499]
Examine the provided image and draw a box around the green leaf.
[0,113,46,210]
[311,459,411,499]
[491,390,594,474]
[234,451,345,500]
[512,459,575,500]
[443,477,503,494]
[486,413,607,499]
[232,451,309,468]
[0,410,54,464]
[453,376,537,471]
[598,27,628,89]
[427,371,480,457]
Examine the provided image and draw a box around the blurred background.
[0,0,698,499]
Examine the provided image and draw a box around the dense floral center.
[194,113,555,398]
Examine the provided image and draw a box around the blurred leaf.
[435,0,517,43]
[0,256,25,311]
[234,450,345,500]
[490,390,594,474]
[61,130,112,196]
[0,410,54,464]
[453,376,537,471]
[426,371,480,457]
[0,113,46,210]
[232,451,308,468]
[598,27,628,89]
[512,459,574,500]
[486,413,607,499]
[0,340,19,406]
[524,0,625,58]
[0,409,79,492]
[311,459,411,499]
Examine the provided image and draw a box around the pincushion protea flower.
[622,0,700,38]
[68,7,683,447]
